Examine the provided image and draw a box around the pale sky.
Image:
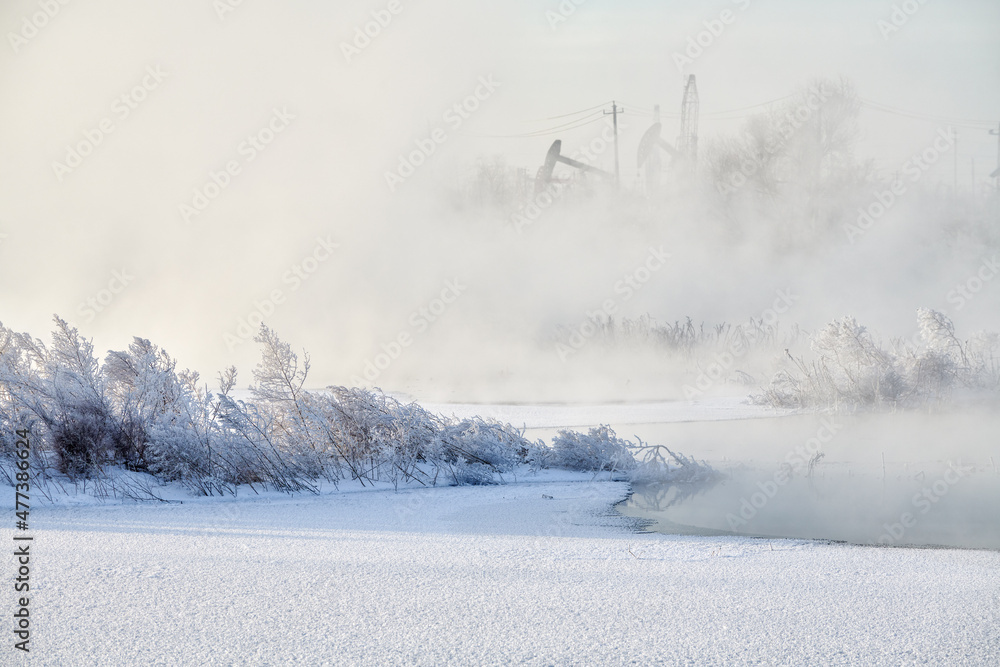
[1,0,998,390]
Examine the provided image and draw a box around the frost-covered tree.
[704,77,869,246]
[40,317,117,476]
[104,337,189,469]
[249,325,322,470]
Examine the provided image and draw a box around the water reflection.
[619,463,1000,550]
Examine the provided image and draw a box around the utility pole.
[645,104,663,195]
[971,157,976,199]
[604,101,624,188]
[991,123,1000,192]
[953,127,958,195]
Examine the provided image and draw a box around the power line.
[459,112,607,139]
[616,101,654,115]
[619,95,793,120]
[525,101,613,122]
[465,94,998,143]
[507,112,606,137]
[700,95,794,117]
[860,99,996,129]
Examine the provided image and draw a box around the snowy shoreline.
[9,470,1000,665]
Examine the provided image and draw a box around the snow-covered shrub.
[629,445,720,484]
[104,337,190,470]
[249,326,325,476]
[755,316,905,409]
[754,309,999,410]
[215,391,317,493]
[436,417,528,485]
[8,317,119,477]
[965,331,1000,389]
[304,386,422,484]
[559,314,798,361]
[546,425,637,474]
[1,319,718,497]
[0,324,32,456]
[382,398,446,486]
[899,308,966,399]
[143,367,240,495]
[812,315,904,407]
[301,387,527,487]
[48,319,120,475]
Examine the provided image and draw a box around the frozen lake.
[439,398,1000,551]
[619,465,1000,550]
[612,408,1000,550]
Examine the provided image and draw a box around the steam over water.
[615,410,1000,550]
[2,0,998,545]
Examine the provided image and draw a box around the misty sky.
[1,0,998,392]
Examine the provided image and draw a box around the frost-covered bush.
[0,317,119,477]
[104,337,190,469]
[247,326,327,478]
[301,388,528,487]
[45,318,122,476]
[965,331,1000,388]
[629,445,720,484]
[303,386,430,486]
[215,391,317,493]
[144,368,243,496]
[557,314,799,362]
[546,425,637,474]
[0,318,715,498]
[754,309,999,410]
[436,417,528,485]
[532,426,721,483]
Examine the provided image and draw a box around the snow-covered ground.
[8,472,999,665]
[5,398,999,665]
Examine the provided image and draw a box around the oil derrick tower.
[643,105,663,194]
[677,75,699,170]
